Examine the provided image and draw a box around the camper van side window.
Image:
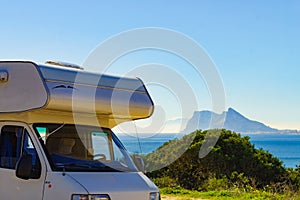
[91,132,111,160]
[0,126,41,177]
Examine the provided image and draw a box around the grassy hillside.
[143,129,300,198]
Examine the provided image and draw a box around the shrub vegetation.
[144,129,300,196]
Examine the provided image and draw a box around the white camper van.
[0,61,160,200]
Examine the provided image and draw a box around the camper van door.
[0,121,46,199]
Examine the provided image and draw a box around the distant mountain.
[183,108,297,134]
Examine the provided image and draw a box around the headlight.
[72,194,110,200]
[149,192,161,200]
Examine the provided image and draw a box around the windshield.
[33,123,138,172]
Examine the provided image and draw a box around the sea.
[118,133,300,168]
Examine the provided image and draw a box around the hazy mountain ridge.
[183,107,299,134]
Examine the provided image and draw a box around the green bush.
[200,175,230,191]
[151,176,178,188]
[145,129,291,191]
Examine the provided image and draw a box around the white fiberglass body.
[0,61,160,200]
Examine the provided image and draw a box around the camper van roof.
[38,63,147,93]
[0,61,154,128]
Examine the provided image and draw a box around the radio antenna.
[133,121,143,154]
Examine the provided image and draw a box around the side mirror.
[15,154,33,180]
[133,156,145,173]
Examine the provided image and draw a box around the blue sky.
[0,1,299,130]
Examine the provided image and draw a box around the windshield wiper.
[55,162,121,172]
[56,163,94,169]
